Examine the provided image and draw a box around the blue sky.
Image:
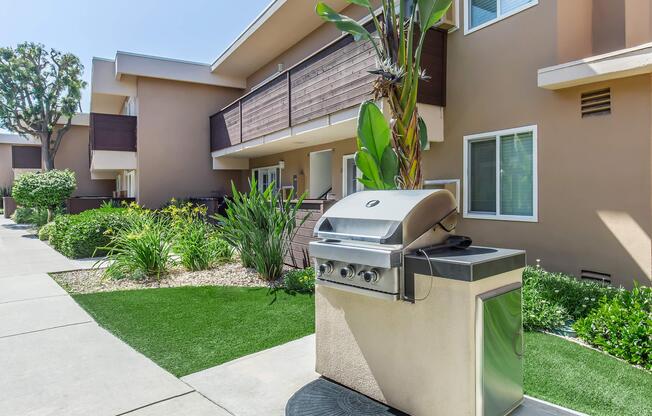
[0,0,270,117]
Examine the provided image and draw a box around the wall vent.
[580,269,612,284]
[581,88,611,117]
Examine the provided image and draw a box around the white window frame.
[463,125,538,222]
[252,164,282,192]
[464,0,538,35]
[342,154,364,197]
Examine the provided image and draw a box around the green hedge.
[12,206,49,226]
[523,267,616,331]
[575,285,652,370]
[50,207,130,259]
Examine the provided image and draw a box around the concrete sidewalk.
[0,218,228,416]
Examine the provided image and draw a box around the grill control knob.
[340,265,355,279]
[317,262,334,277]
[362,270,380,284]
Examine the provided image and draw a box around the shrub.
[522,282,567,331]
[216,178,308,281]
[574,285,652,370]
[100,210,174,280]
[11,206,48,226]
[38,221,55,241]
[161,202,233,271]
[284,267,315,293]
[12,170,76,221]
[50,206,129,258]
[523,267,616,320]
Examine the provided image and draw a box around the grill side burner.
[309,190,459,302]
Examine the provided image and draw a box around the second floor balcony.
[89,113,138,177]
[210,27,447,166]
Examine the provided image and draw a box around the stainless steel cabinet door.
[482,288,523,416]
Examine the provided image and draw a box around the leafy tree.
[317,0,453,189]
[12,169,77,222]
[0,42,86,170]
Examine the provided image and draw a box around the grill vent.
[580,269,611,284]
[581,88,611,117]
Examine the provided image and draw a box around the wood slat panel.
[241,74,289,141]
[210,102,241,152]
[11,146,41,169]
[90,113,137,152]
[290,35,376,126]
[417,29,447,107]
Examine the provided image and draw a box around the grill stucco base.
[315,269,523,416]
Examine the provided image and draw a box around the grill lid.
[314,190,457,246]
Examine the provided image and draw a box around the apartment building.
[0,116,115,198]
[81,0,652,286]
[199,0,652,287]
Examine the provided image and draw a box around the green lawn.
[73,286,314,377]
[524,331,652,416]
[74,287,651,415]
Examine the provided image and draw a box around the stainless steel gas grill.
[310,190,527,416]
[309,190,461,302]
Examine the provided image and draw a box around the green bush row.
[49,207,130,259]
[12,206,49,227]
[522,266,616,331]
[574,285,652,370]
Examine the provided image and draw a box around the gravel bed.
[51,262,270,294]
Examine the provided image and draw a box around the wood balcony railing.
[11,145,41,169]
[90,113,137,152]
[211,28,447,152]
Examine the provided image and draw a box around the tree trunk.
[40,133,54,171]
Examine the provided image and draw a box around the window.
[342,155,363,197]
[463,126,537,221]
[465,0,537,34]
[252,165,281,192]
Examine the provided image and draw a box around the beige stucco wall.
[250,138,357,200]
[422,0,652,287]
[0,144,13,190]
[136,78,245,208]
[625,0,652,48]
[54,125,116,197]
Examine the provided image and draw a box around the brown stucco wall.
[0,144,13,189]
[250,138,356,200]
[136,78,244,208]
[245,127,438,201]
[54,125,115,197]
[421,0,652,287]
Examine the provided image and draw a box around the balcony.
[210,28,447,160]
[89,113,138,177]
[11,145,41,169]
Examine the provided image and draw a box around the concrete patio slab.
[124,392,232,416]
[183,335,318,416]
[0,273,67,303]
[0,294,92,338]
[0,323,192,416]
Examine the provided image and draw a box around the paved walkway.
[0,218,228,416]
[0,217,584,416]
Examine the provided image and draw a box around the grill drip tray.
[286,378,407,416]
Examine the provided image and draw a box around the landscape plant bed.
[73,286,315,376]
[51,262,265,294]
